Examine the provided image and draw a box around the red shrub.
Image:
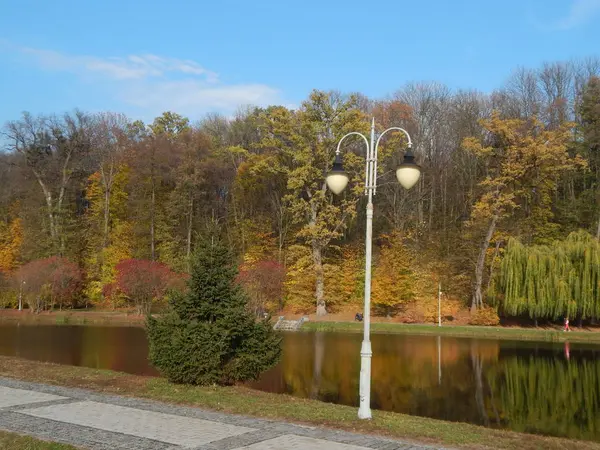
[115,259,183,314]
[238,260,285,316]
[14,257,83,311]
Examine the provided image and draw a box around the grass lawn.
[0,430,76,449]
[0,356,598,450]
[303,320,600,344]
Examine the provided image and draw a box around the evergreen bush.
[146,236,282,385]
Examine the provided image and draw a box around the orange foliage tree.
[0,216,23,273]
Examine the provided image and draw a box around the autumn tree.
[258,91,368,315]
[84,164,133,305]
[1,56,598,317]
[0,214,23,273]
[579,77,600,236]
[13,256,83,311]
[164,130,213,270]
[2,111,92,254]
[238,260,285,315]
[464,112,584,311]
[114,259,183,314]
[371,233,416,316]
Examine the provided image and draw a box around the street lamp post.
[326,118,421,419]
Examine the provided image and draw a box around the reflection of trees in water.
[279,333,360,404]
[279,333,503,423]
[470,341,501,427]
[488,354,600,440]
[310,331,324,399]
[267,332,600,440]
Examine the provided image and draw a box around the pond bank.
[4,310,600,344]
[303,321,600,343]
[0,356,597,450]
[0,310,145,326]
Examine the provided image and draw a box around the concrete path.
[0,377,442,450]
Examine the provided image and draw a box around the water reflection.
[0,324,599,440]
[251,332,600,440]
[0,325,157,376]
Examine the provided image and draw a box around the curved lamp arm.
[334,132,371,192]
[335,132,370,155]
[374,127,412,150]
[373,127,413,194]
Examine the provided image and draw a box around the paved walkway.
[0,377,443,450]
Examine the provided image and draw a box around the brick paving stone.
[20,401,255,448]
[0,377,444,450]
[232,434,374,450]
[0,386,65,408]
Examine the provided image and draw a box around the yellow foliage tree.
[284,244,354,313]
[463,112,585,311]
[371,232,416,317]
[284,245,315,312]
[327,245,364,310]
[84,165,133,306]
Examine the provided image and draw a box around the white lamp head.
[326,153,349,195]
[396,149,421,190]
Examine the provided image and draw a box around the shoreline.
[0,310,145,326]
[0,355,598,450]
[303,321,600,343]
[3,310,600,345]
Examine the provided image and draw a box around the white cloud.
[19,46,219,81]
[555,0,600,30]
[7,42,284,117]
[122,80,282,117]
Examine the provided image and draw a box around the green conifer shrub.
[146,236,282,385]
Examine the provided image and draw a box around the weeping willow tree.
[490,230,600,323]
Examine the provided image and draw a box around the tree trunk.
[596,216,600,241]
[150,183,156,261]
[428,176,435,231]
[472,215,498,313]
[56,150,73,256]
[312,241,326,316]
[486,240,502,294]
[442,169,448,237]
[417,173,424,224]
[32,170,59,253]
[101,164,114,249]
[275,197,286,264]
[103,187,110,248]
[186,195,194,271]
[44,191,57,249]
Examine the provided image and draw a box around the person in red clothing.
[564,317,571,332]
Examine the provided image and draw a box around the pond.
[0,323,598,441]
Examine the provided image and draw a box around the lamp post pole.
[330,119,417,419]
[358,119,376,420]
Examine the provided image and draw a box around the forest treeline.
[1,57,600,323]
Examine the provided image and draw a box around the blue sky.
[1,0,599,124]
